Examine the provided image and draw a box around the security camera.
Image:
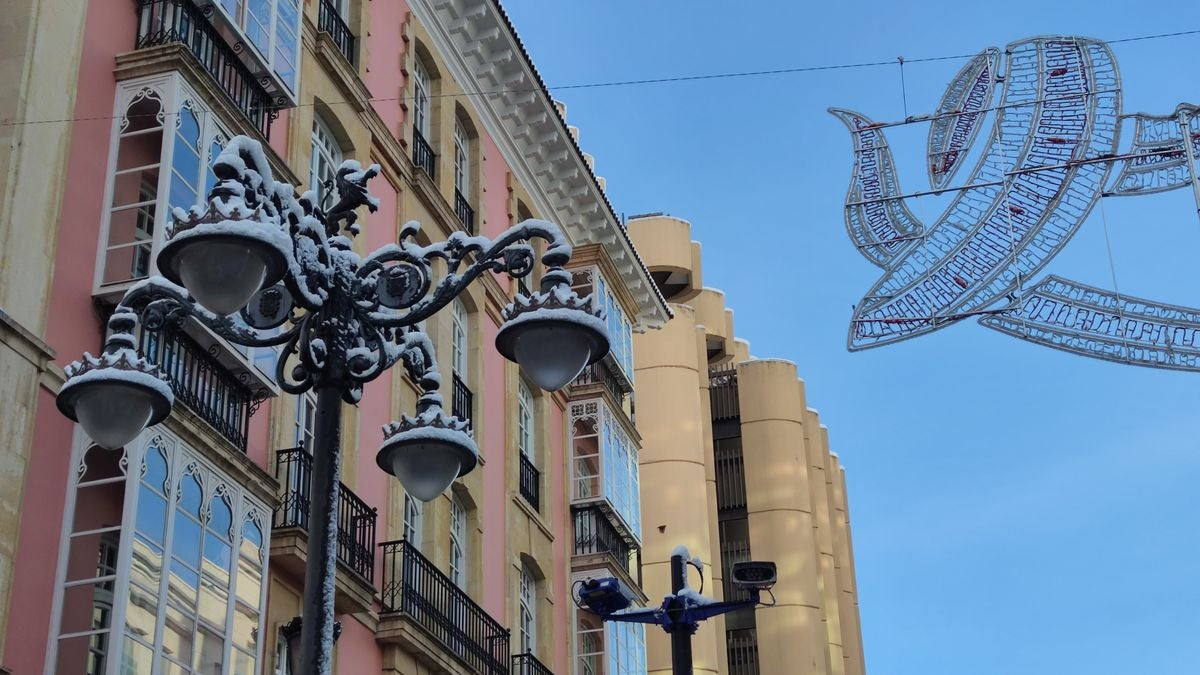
[731,561,777,591]
[576,577,633,616]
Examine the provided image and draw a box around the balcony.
[135,0,276,139]
[518,452,540,513]
[511,653,553,675]
[139,324,262,451]
[709,365,740,421]
[572,358,632,412]
[379,539,510,675]
[727,629,760,675]
[318,0,355,65]
[272,447,378,613]
[413,128,437,178]
[573,504,642,588]
[455,189,476,234]
[453,372,473,428]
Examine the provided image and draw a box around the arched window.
[454,119,470,196]
[519,564,537,653]
[449,493,467,589]
[310,116,343,210]
[103,91,164,285]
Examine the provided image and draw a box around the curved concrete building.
[630,215,866,675]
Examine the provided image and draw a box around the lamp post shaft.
[298,385,344,675]
[669,553,694,675]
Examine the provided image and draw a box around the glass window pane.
[125,580,158,643]
[172,514,203,569]
[194,624,225,673]
[232,648,256,675]
[57,634,105,675]
[143,445,170,494]
[161,604,195,664]
[199,576,229,628]
[209,493,233,540]
[203,532,232,584]
[167,559,200,608]
[233,602,258,652]
[115,130,163,173]
[122,637,154,675]
[179,473,203,517]
[241,518,263,559]
[159,656,189,675]
[236,556,261,607]
[123,95,163,134]
[136,489,168,544]
[65,532,119,583]
[130,534,163,595]
[59,581,115,635]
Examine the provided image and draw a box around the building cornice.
[408,0,670,330]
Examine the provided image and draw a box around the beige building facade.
[628,215,866,675]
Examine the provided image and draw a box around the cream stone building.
[626,214,866,675]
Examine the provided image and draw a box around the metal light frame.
[55,135,609,675]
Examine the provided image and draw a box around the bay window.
[98,76,231,293]
[573,601,647,675]
[213,0,302,94]
[50,430,271,674]
[571,267,635,382]
[569,399,642,540]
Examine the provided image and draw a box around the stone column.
[829,450,865,675]
[804,409,844,675]
[696,325,728,675]
[736,360,828,675]
[634,304,720,675]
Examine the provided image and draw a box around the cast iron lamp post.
[55,136,609,675]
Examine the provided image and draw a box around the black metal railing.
[135,0,276,138]
[453,372,473,429]
[709,365,740,421]
[140,326,258,451]
[727,629,760,675]
[715,438,747,512]
[317,0,355,65]
[720,535,752,603]
[517,276,532,298]
[380,539,510,675]
[518,452,540,512]
[274,448,378,583]
[455,189,476,233]
[573,505,638,570]
[413,128,436,178]
[511,653,553,675]
[573,359,630,410]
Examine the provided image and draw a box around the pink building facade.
[0,1,668,674]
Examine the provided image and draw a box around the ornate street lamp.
[55,136,608,675]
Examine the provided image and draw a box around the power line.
[3,28,1198,129]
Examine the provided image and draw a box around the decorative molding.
[408,0,669,330]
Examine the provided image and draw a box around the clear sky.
[501,2,1200,673]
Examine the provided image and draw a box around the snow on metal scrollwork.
[832,35,1200,371]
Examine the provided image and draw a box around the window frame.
[310,115,343,211]
[210,0,303,96]
[453,118,470,196]
[569,398,642,540]
[403,493,423,550]
[519,564,537,654]
[295,392,317,452]
[451,300,469,383]
[518,379,536,464]
[47,427,272,675]
[449,493,468,590]
[412,58,432,140]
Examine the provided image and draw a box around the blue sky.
[502,2,1200,673]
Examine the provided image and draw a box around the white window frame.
[295,392,317,452]
[403,493,423,550]
[569,398,642,540]
[518,380,535,463]
[47,427,272,675]
[571,571,647,675]
[449,493,467,590]
[453,119,470,196]
[452,300,468,383]
[96,75,232,295]
[519,565,537,654]
[413,58,431,139]
[310,115,343,211]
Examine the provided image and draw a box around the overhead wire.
[2,27,1198,129]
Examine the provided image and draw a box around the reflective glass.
[122,637,154,675]
[209,493,233,540]
[125,581,158,642]
[167,559,200,607]
[144,446,169,494]
[203,532,232,584]
[235,556,261,606]
[195,624,225,673]
[233,602,258,651]
[161,604,194,664]
[179,473,203,517]
[136,489,168,544]
[130,535,163,593]
[59,582,114,635]
[172,514,202,569]
[199,575,229,628]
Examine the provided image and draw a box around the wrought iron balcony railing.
[709,365,740,421]
[572,359,631,411]
[511,653,554,675]
[519,452,540,513]
[455,189,476,234]
[573,505,640,584]
[380,539,510,675]
[413,128,436,178]
[452,372,473,429]
[139,325,261,451]
[727,629,760,675]
[135,0,277,139]
[274,447,378,582]
[317,0,355,65]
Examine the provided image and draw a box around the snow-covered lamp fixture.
[156,145,290,316]
[376,387,478,502]
[56,308,173,450]
[496,267,609,392]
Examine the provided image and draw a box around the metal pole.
[1177,109,1200,223]
[669,553,694,675]
[298,385,343,675]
